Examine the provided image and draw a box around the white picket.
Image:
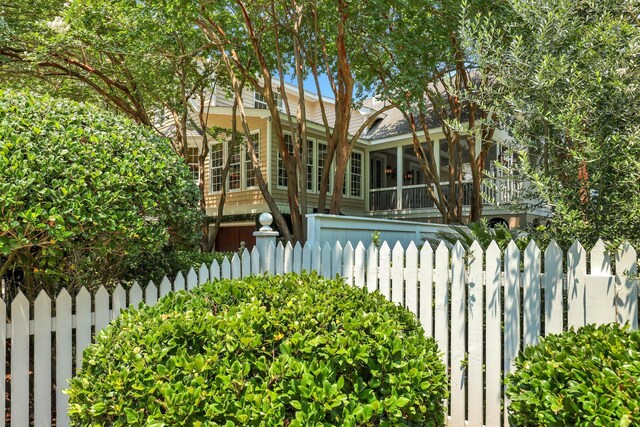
[251,246,260,275]
[450,242,466,427]
[75,288,92,369]
[199,263,210,284]
[544,241,564,335]
[210,260,221,280]
[467,241,484,427]
[56,289,72,427]
[293,242,303,273]
[590,239,611,275]
[242,251,252,278]
[485,241,502,427]
[523,240,541,347]
[129,282,143,307]
[567,240,587,328]
[332,242,343,278]
[275,242,285,275]
[266,242,276,274]
[615,242,638,328]
[391,242,404,305]
[284,242,294,273]
[159,276,172,297]
[34,295,53,425]
[0,299,5,427]
[221,257,231,278]
[4,236,639,427]
[354,242,366,288]
[312,243,322,273]
[187,267,198,289]
[366,243,378,293]
[11,292,29,427]
[419,243,434,337]
[379,242,391,300]
[434,242,449,380]
[404,243,418,313]
[174,271,186,292]
[231,253,242,279]
[302,242,312,272]
[504,240,521,426]
[342,242,355,286]
[145,281,158,306]
[113,284,126,319]
[321,242,332,278]
[94,286,110,333]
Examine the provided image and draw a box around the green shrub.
[506,323,640,426]
[0,90,200,296]
[67,273,448,426]
[122,249,234,284]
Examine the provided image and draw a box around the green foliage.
[506,323,640,426]
[462,0,640,248]
[0,90,200,296]
[427,219,530,252]
[122,250,233,285]
[67,273,448,426]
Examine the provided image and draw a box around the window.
[277,134,295,187]
[254,91,284,112]
[245,132,260,188]
[210,142,224,192]
[227,142,242,191]
[306,140,314,191]
[317,142,332,194]
[187,147,199,181]
[350,151,363,197]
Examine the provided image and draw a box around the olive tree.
[461,0,640,248]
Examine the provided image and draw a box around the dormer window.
[254,91,284,112]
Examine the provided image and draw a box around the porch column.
[396,145,403,210]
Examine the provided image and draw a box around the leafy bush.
[67,273,448,426]
[426,218,531,252]
[0,90,200,296]
[122,249,234,284]
[506,323,640,426]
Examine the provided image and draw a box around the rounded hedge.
[67,273,447,426]
[506,323,640,426]
[0,90,199,294]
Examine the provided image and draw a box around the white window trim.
[209,141,225,195]
[306,137,316,194]
[209,131,262,195]
[276,132,294,190]
[349,149,365,200]
[244,130,261,190]
[254,91,284,112]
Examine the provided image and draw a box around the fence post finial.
[254,213,279,273]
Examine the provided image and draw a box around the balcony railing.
[369,179,521,212]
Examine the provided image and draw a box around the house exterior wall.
[200,112,367,218]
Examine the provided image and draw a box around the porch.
[367,141,520,212]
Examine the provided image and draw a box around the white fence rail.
[1,238,638,426]
[306,213,449,248]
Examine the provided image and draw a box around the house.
[190,83,543,251]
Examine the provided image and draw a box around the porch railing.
[369,178,521,212]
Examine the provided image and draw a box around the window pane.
[228,144,241,190]
[210,143,223,192]
[306,140,314,191]
[245,133,260,188]
[188,147,199,181]
[350,151,362,197]
[317,142,330,193]
[278,134,294,187]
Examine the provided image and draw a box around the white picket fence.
[2,238,638,427]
